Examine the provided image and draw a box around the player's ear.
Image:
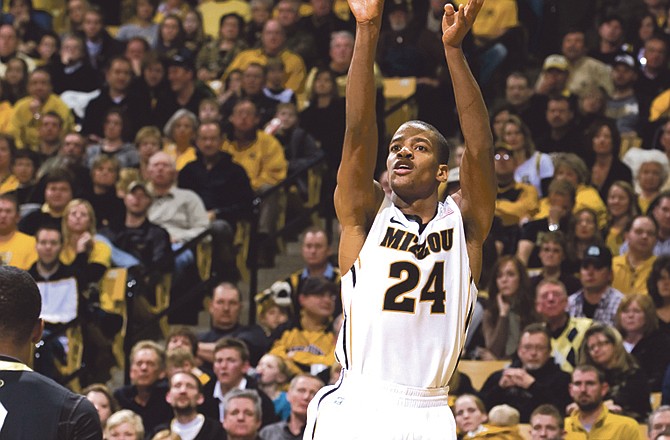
[436,164,449,183]
[31,318,44,344]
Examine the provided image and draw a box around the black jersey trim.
[311,375,345,439]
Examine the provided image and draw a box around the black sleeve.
[58,394,103,440]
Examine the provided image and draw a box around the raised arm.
[442,0,495,282]
[334,0,386,271]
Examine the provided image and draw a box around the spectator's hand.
[496,293,510,317]
[498,369,515,388]
[508,368,535,389]
[207,210,217,222]
[566,402,578,415]
[76,232,93,254]
[603,399,622,413]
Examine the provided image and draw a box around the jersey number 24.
[383,261,445,314]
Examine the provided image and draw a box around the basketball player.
[304,0,495,438]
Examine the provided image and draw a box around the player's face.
[223,397,261,438]
[386,123,446,199]
[213,348,248,388]
[287,376,322,416]
[167,372,202,410]
[454,396,486,433]
[530,414,563,440]
[129,348,164,387]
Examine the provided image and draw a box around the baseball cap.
[581,244,612,269]
[613,53,637,70]
[542,54,569,72]
[167,51,195,72]
[127,180,152,198]
[495,142,514,153]
[387,0,409,14]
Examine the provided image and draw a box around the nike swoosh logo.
[390,216,405,227]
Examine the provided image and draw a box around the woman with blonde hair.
[615,293,670,391]
[578,323,651,421]
[135,125,163,181]
[61,198,111,287]
[105,409,144,440]
[501,114,554,197]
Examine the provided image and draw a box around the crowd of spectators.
[6,0,670,438]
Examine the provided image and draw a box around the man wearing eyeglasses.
[480,323,571,423]
[491,142,539,255]
[535,279,592,373]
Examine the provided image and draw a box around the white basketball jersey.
[335,196,477,388]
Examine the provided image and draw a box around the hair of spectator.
[0,266,41,346]
[530,404,564,430]
[105,410,144,439]
[220,12,245,32]
[224,389,262,421]
[572,364,606,384]
[547,179,576,204]
[166,326,199,357]
[649,256,670,308]
[330,30,353,48]
[91,154,121,175]
[624,214,658,234]
[36,224,63,244]
[163,108,198,139]
[290,372,324,389]
[521,322,552,350]
[43,167,74,188]
[301,225,331,246]
[454,393,487,413]
[135,125,163,147]
[42,110,64,128]
[535,278,567,297]
[82,383,120,414]
[169,370,203,395]
[213,337,250,363]
[130,339,166,371]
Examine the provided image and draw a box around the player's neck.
[394,194,439,225]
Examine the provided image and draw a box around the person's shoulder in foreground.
[0,265,102,439]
